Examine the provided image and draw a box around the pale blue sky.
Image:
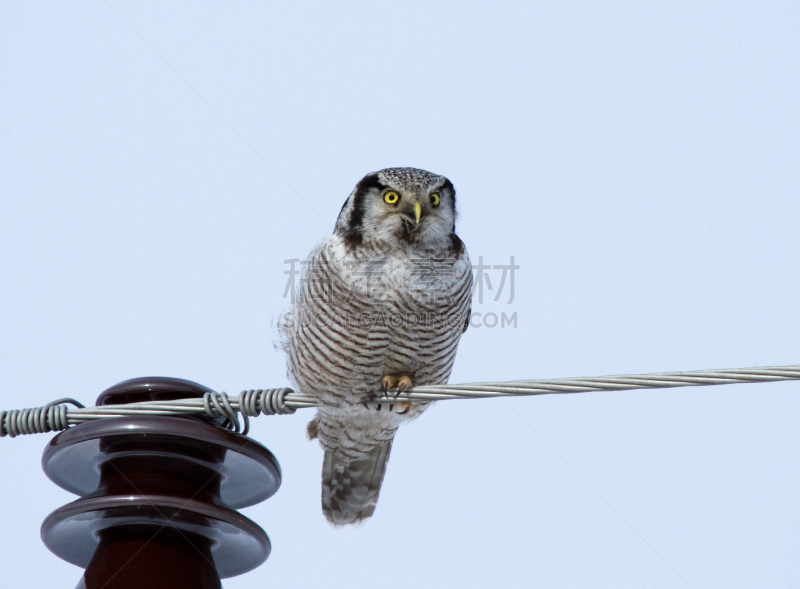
[2,1,800,587]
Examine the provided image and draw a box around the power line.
[3,364,800,438]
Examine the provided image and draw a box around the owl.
[282,167,472,525]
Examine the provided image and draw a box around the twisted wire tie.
[4,364,800,438]
[202,388,295,435]
[0,398,85,438]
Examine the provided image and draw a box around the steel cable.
[3,365,800,437]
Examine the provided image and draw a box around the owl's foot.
[381,375,414,398]
[362,375,414,414]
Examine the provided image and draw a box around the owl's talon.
[363,399,412,414]
[381,375,396,398]
[395,376,414,399]
[392,401,412,415]
[372,374,415,408]
[380,374,414,399]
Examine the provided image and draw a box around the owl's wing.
[457,245,473,334]
[321,441,393,526]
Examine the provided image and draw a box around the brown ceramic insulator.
[40,377,282,589]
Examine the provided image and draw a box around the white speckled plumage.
[281,168,472,525]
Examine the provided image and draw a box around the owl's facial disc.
[335,168,456,250]
[382,186,452,245]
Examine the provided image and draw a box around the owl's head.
[335,167,460,251]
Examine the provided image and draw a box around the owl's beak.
[402,201,424,228]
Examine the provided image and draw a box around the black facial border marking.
[449,233,464,256]
[438,177,455,209]
[340,172,387,247]
[436,177,459,237]
[436,177,463,254]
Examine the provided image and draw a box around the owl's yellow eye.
[430,193,440,207]
[384,191,400,205]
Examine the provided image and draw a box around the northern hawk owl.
[282,167,472,525]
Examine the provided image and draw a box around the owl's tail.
[321,441,393,526]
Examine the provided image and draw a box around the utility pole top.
[40,377,281,589]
